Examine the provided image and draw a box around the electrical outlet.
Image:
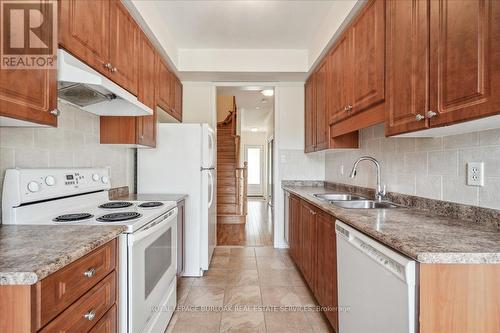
[467,162,484,186]
[340,165,344,176]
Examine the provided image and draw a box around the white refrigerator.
[138,123,216,277]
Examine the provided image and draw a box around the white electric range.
[2,168,178,333]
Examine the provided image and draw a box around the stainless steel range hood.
[57,49,152,116]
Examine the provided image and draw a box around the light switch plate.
[467,162,484,186]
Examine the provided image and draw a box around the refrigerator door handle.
[201,167,216,171]
[207,171,214,207]
[208,131,215,167]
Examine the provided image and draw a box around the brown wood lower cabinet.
[286,191,499,333]
[288,194,338,332]
[0,239,118,333]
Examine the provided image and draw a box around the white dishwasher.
[335,220,416,333]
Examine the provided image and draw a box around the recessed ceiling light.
[255,106,261,110]
[251,128,258,132]
[261,89,274,97]
[261,99,267,104]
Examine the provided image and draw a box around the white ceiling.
[128,0,360,80]
[218,86,274,132]
[151,1,335,49]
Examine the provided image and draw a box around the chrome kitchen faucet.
[349,156,386,202]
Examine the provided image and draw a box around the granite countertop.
[116,193,188,203]
[283,185,500,264]
[0,225,125,285]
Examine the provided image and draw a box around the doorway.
[245,145,264,196]
[215,85,275,247]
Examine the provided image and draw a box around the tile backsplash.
[0,103,135,220]
[325,124,500,210]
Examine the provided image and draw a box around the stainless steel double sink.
[313,193,402,209]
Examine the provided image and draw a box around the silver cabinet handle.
[415,114,425,121]
[84,310,96,321]
[103,63,112,69]
[427,111,437,118]
[111,67,117,73]
[344,106,349,112]
[83,268,96,278]
[50,109,60,117]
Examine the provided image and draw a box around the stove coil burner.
[138,201,164,208]
[99,201,133,209]
[97,212,142,222]
[53,213,94,222]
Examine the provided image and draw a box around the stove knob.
[45,176,56,186]
[101,176,109,184]
[92,174,100,182]
[27,181,40,193]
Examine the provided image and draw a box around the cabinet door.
[385,0,430,136]
[315,211,338,332]
[58,0,110,77]
[429,0,500,127]
[289,195,301,265]
[173,77,183,122]
[156,57,173,112]
[315,61,329,150]
[300,201,317,289]
[329,33,352,124]
[304,77,316,153]
[137,32,157,147]
[350,0,386,114]
[109,0,139,95]
[0,69,57,127]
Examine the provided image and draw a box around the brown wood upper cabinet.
[100,30,157,147]
[315,60,329,150]
[156,57,183,122]
[386,0,500,136]
[304,77,316,153]
[0,1,57,127]
[59,0,138,95]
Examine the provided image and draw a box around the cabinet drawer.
[39,240,116,328]
[40,271,116,333]
[89,305,117,333]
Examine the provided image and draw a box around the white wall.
[326,123,500,210]
[273,84,326,248]
[181,82,217,128]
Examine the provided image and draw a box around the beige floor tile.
[230,247,256,257]
[306,311,334,333]
[220,311,266,333]
[226,269,260,286]
[261,286,316,306]
[256,256,289,270]
[264,311,313,333]
[223,285,262,306]
[177,281,191,305]
[170,311,221,333]
[255,247,282,258]
[227,256,257,269]
[210,255,231,269]
[178,277,196,288]
[184,286,225,307]
[192,269,229,287]
[259,269,306,287]
[164,310,180,333]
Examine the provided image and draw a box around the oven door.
[128,208,177,333]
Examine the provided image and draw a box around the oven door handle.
[128,208,177,245]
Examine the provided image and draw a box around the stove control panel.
[3,168,111,207]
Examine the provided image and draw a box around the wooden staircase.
[216,107,247,226]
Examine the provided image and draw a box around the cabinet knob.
[84,310,96,321]
[111,67,117,73]
[50,109,60,117]
[83,268,96,278]
[427,111,437,118]
[103,63,112,69]
[415,114,425,121]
